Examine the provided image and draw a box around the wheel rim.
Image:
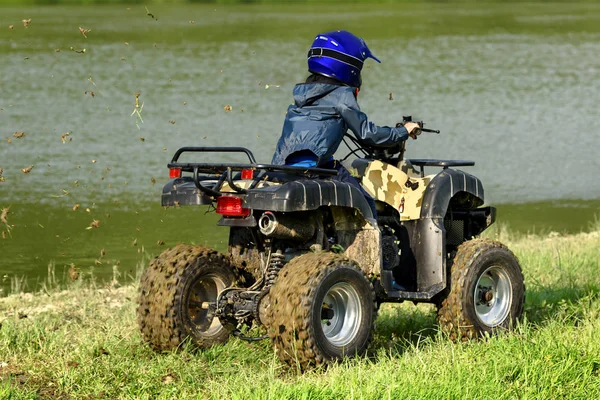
[187,273,226,334]
[320,282,362,347]
[474,266,513,327]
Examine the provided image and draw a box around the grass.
[1,228,599,399]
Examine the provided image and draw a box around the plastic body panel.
[420,169,485,219]
[244,180,374,220]
[161,177,213,206]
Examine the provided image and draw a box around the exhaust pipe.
[258,211,316,241]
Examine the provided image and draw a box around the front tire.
[268,253,376,369]
[437,238,525,341]
[137,245,236,351]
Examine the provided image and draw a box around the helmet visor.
[360,38,381,63]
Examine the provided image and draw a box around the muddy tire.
[228,227,261,284]
[268,253,376,369]
[137,245,236,351]
[437,238,525,341]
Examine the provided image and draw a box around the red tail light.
[169,168,182,179]
[241,169,254,180]
[216,196,251,217]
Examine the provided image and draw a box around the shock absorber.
[264,250,285,289]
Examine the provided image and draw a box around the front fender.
[420,169,485,219]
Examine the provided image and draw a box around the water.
[1,3,599,291]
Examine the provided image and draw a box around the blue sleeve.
[336,89,408,146]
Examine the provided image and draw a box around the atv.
[137,119,525,368]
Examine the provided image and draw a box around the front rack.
[407,159,475,177]
[168,147,337,198]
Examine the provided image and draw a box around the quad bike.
[137,118,525,368]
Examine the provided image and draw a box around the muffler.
[258,211,316,241]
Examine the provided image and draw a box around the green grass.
[4,0,600,3]
[1,228,599,399]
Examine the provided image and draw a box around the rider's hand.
[404,122,422,140]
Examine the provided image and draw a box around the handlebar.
[398,116,440,134]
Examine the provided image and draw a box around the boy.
[272,30,422,218]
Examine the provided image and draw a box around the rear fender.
[329,206,381,278]
[245,180,375,221]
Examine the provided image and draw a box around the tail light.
[241,169,254,180]
[216,196,251,217]
[169,167,182,179]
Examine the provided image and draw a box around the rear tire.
[437,238,525,341]
[137,245,236,351]
[268,253,376,369]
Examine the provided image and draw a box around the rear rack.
[168,147,337,198]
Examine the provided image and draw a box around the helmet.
[307,30,381,88]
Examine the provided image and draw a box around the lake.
[1,3,599,292]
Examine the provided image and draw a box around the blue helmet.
[307,30,381,88]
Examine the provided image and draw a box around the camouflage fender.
[354,160,431,221]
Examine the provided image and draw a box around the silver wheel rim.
[320,282,362,347]
[188,273,226,334]
[474,266,512,327]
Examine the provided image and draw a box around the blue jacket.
[271,83,409,166]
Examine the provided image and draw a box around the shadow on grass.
[523,282,600,325]
[370,303,439,357]
[368,281,600,359]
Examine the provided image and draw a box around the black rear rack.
[168,147,337,198]
[171,146,258,164]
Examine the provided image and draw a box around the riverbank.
[1,198,598,296]
[1,228,598,398]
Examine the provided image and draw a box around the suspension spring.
[264,250,285,289]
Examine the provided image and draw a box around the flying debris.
[79,26,91,38]
[0,207,9,224]
[145,6,158,21]
[68,264,80,281]
[131,93,144,129]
